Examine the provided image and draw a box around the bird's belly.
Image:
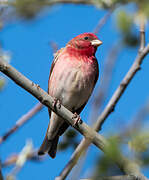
[49,67,95,111]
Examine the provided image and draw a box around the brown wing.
[48,48,64,117]
[93,57,99,86]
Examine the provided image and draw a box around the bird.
[38,33,102,158]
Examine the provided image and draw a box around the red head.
[67,33,102,57]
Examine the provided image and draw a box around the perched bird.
[38,33,102,158]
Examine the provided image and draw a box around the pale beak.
[91,39,102,47]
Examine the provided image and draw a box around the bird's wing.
[48,48,64,117]
[93,57,99,86]
[49,48,64,77]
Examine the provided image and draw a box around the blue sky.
[0,3,149,180]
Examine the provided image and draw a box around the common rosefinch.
[38,33,102,158]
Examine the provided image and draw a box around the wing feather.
[48,48,64,117]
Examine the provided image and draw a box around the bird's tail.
[38,135,59,158]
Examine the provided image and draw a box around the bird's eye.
[84,36,89,40]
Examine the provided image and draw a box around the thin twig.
[95,41,145,131]
[120,98,149,138]
[2,150,44,168]
[93,8,113,34]
[0,165,3,180]
[58,138,90,179]
[139,15,145,53]
[91,42,122,122]
[0,54,149,179]
[0,103,43,144]
[80,175,138,180]
[6,141,34,179]
[96,13,146,130]
[45,0,93,5]
[49,41,58,54]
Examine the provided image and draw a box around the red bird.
[38,33,102,158]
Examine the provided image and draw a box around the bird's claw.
[72,112,82,126]
[52,98,61,109]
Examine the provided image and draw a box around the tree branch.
[0,58,107,153]
[0,103,43,144]
[95,46,148,131]
[139,15,145,53]
[80,175,139,180]
[44,0,93,6]
[0,46,149,179]
[0,165,3,180]
[91,42,122,122]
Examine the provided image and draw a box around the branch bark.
[139,15,145,53]
[80,175,139,180]
[0,165,3,180]
[44,0,93,5]
[0,44,149,179]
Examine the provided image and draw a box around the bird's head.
[67,33,102,56]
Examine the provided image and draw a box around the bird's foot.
[52,98,61,110]
[72,112,82,127]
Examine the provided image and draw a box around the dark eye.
[84,36,89,40]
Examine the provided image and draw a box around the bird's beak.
[91,39,102,47]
